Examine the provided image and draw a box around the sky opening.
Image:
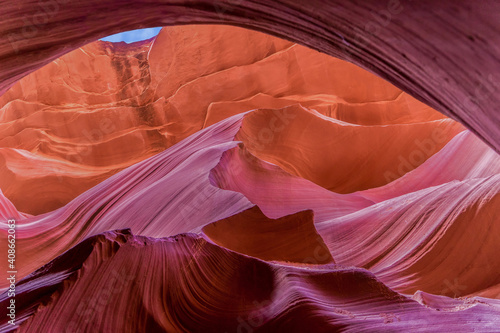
[100,27,162,43]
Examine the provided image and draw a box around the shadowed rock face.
[202,207,334,264]
[0,19,499,333]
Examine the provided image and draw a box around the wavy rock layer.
[0,0,499,153]
[2,230,500,333]
[0,105,498,303]
[0,25,451,215]
[0,104,473,292]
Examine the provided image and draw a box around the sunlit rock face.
[2,1,499,153]
[1,24,500,332]
[0,25,450,216]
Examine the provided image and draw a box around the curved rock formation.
[1,1,499,153]
[0,17,499,333]
[318,175,500,298]
[2,229,500,332]
[0,25,447,215]
[236,105,463,193]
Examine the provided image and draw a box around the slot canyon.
[0,1,499,332]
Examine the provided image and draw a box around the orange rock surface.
[0,25,449,215]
